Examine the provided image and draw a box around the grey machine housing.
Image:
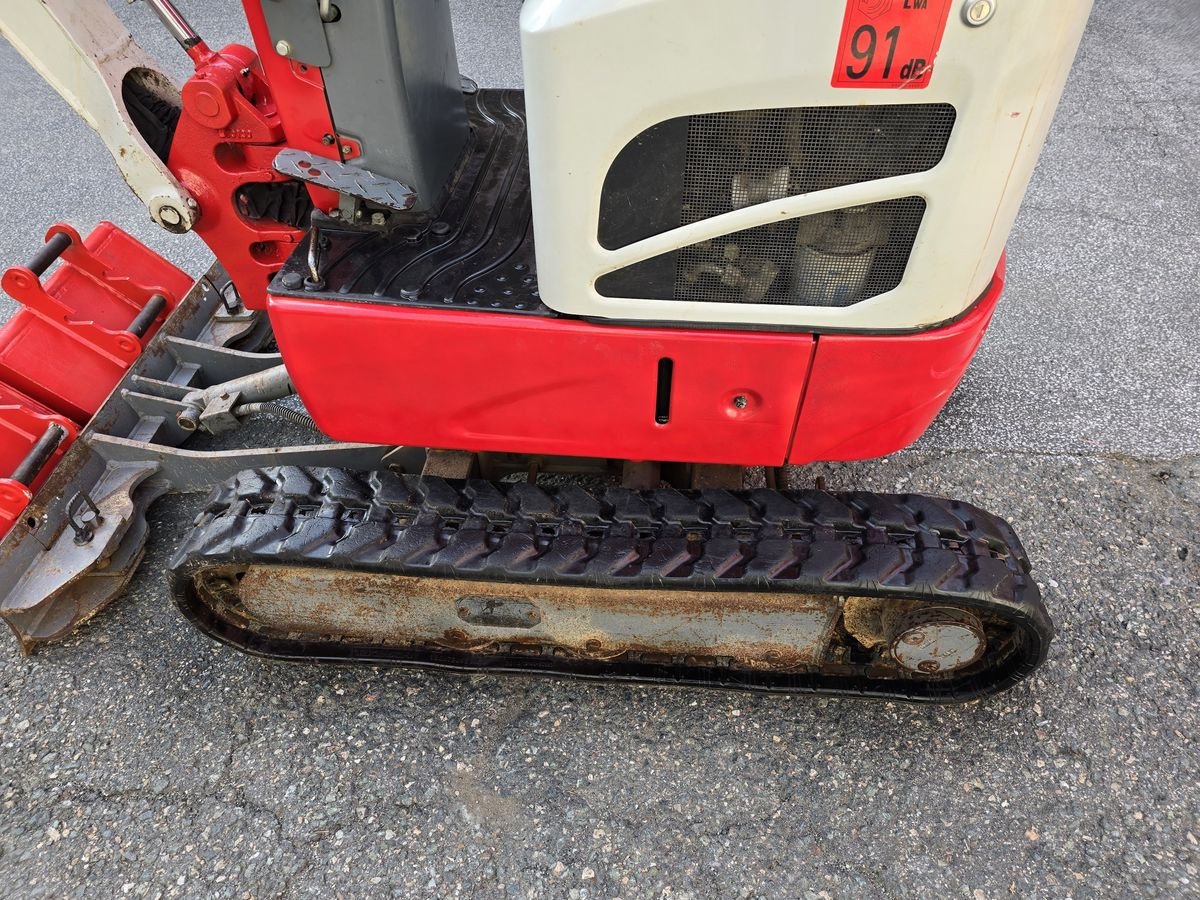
[263,0,470,214]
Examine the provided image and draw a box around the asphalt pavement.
[0,1,1197,897]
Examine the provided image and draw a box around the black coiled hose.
[232,402,319,431]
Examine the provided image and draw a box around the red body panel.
[788,263,1004,464]
[270,301,815,465]
[269,261,1003,466]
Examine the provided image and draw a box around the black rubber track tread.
[172,468,1054,703]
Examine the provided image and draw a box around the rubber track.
[170,467,1053,702]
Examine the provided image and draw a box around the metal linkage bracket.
[0,226,184,373]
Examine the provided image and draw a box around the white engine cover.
[520,0,1093,330]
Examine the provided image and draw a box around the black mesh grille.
[679,104,953,228]
[596,197,927,307]
[595,103,953,308]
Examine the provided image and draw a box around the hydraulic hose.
[232,402,319,431]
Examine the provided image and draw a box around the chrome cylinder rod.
[142,0,201,50]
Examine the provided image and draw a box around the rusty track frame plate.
[230,566,841,672]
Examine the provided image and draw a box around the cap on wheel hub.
[890,607,986,674]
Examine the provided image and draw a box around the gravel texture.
[0,1,1197,898]
[1,453,1196,899]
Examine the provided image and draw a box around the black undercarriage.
[171,467,1052,703]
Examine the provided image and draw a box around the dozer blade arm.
[0,0,196,232]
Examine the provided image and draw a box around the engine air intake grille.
[599,103,955,250]
[596,197,927,307]
[595,103,951,308]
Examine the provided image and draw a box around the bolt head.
[962,0,996,26]
[370,212,387,226]
[732,395,749,409]
[275,39,292,57]
[158,206,182,226]
[341,145,353,155]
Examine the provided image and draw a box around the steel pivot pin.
[962,0,997,26]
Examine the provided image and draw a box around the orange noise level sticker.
[831,0,954,89]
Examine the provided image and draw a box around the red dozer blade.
[0,223,191,538]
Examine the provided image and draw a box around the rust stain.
[842,596,919,649]
[235,565,840,672]
[243,566,833,618]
